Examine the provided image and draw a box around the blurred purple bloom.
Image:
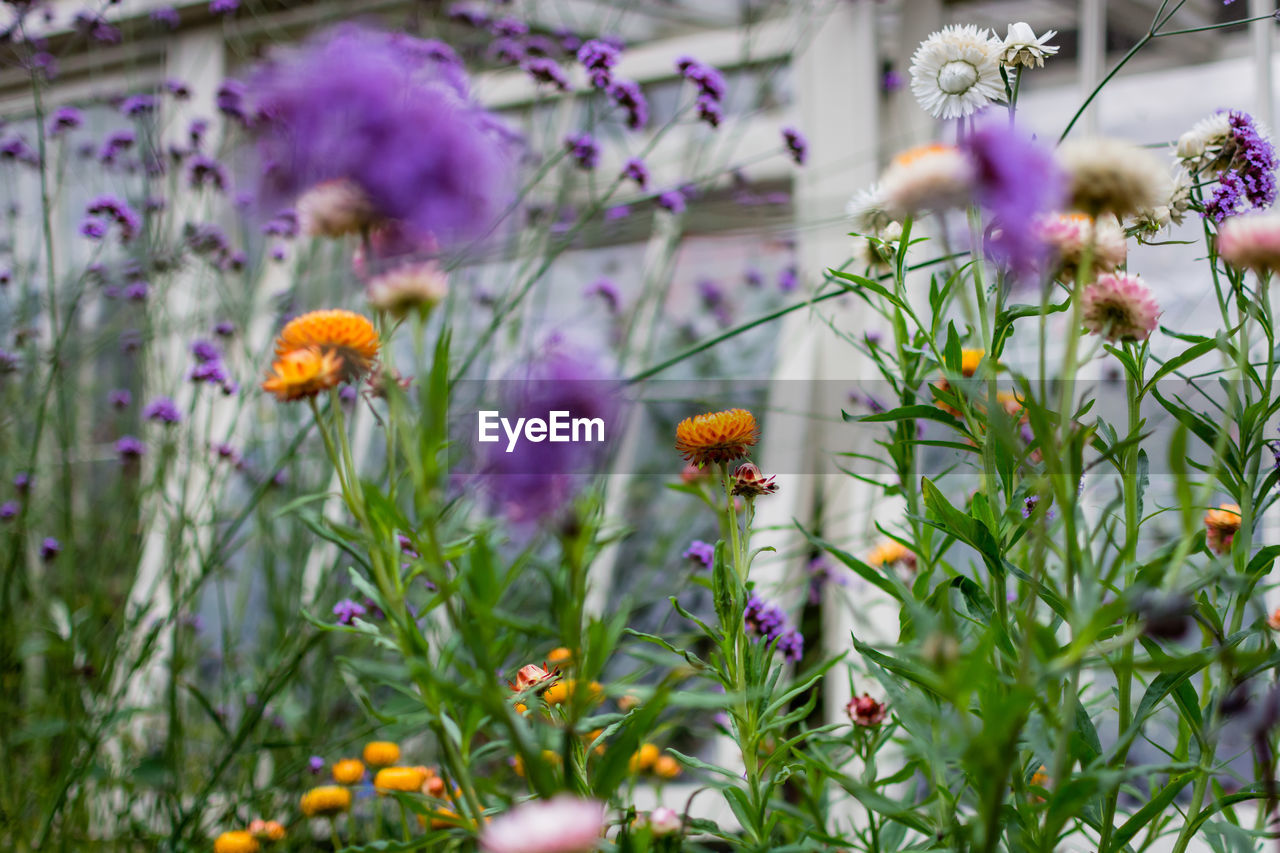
[782,127,808,165]
[577,39,619,88]
[188,155,228,192]
[696,95,723,128]
[165,79,191,99]
[621,157,648,188]
[882,68,904,93]
[124,282,148,301]
[744,594,803,662]
[193,341,220,365]
[607,79,648,130]
[564,132,599,170]
[447,5,490,27]
[190,361,228,385]
[48,106,82,136]
[247,24,513,245]
[213,321,235,337]
[40,537,60,561]
[698,279,724,308]
[778,266,798,292]
[86,195,142,242]
[13,473,30,494]
[0,501,16,521]
[109,389,132,409]
[490,37,524,65]
[151,7,180,28]
[744,267,763,288]
[99,130,135,163]
[656,190,686,214]
[491,16,527,37]
[80,218,106,240]
[144,397,182,424]
[585,278,621,312]
[333,598,366,625]
[961,117,1065,283]
[215,80,247,123]
[683,539,714,568]
[209,0,238,15]
[525,57,571,92]
[116,435,145,460]
[120,95,156,117]
[679,58,726,102]
[339,385,358,406]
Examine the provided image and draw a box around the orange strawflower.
[261,348,344,401]
[300,785,351,816]
[1268,608,1280,631]
[1204,503,1241,555]
[547,647,573,665]
[331,758,365,785]
[960,349,984,377]
[363,741,400,767]
[214,831,259,853]
[675,408,759,467]
[866,539,916,572]
[653,754,681,779]
[374,766,427,794]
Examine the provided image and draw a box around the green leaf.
[1105,772,1195,852]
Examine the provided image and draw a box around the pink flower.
[481,796,606,853]
[1218,211,1280,272]
[1081,272,1160,342]
[846,693,888,727]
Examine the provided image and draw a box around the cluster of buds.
[628,742,682,779]
[731,461,778,497]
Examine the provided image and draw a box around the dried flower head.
[1058,138,1171,218]
[909,25,1004,120]
[362,741,401,767]
[1001,22,1058,69]
[846,693,888,726]
[1218,212,1280,273]
[299,785,352,816]
[880,144,974,219]
[732,462,778,497]
[846,183,896,233]
[273,309,380,381]
[1036,212,1127,280]
[366,262,449,318]
[296,178,378,238]
[511,663,557,693]
[1080,272,1160,342]
[1205,503,1242,554]
[675,408,759,467]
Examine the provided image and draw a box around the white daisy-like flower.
[845,184,896,233]
[1058,138,1171,218]
[1133,167,1193,235]
[1001,22,1059,68]
[856,220,904,273]
[879,144,975,219]
[909,24,1005,120]
[366,261,449,318]
[297,178,379,238]
[1176,113,1231,169]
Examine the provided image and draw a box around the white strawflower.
[1134,167,1193,235]
[845,184,895,233]
[1001,22,1059,69]
[909,25,1004,120]
[366,261,449,318]
[879,144,974,219]
[1058,138,1172,218]
[856,221,904,273]
[1176,113,1232,170]
[297,178,378,238]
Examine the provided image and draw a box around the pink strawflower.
[1080,272,1159,342]
[1217,211,1280,273]
[481,796,606,853]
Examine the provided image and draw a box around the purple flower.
[744,594,803,662]
[209,0,238,14]
[776,631,804,663]
[477,339,621,525]
[695,95,723,128]
[164,79,191,100]
[191,340,220,363]
[447,5,490,27]
[0,501,16,521]
[333,598,366,625]
[584,278,620,312]
[744,267,763,288]
[116,435,145,460]
[491,16,527,37]
[782,127,808,165]
[606,79,648,130]
[151,7,180,28]
[490,37,525,65]
[682,539,714,568]
[525,57,571,92]
[40,537,60,561]
[0,349,17,373]
[188,155,228,192]
[247,24,514,246]
[80,218,107,240]
[1205,110,1278,222]
[656,190,686,214]
[13,473,30,494]
[621,157,648,188]
[120,95,156,117]
[577,39,619,88]
[339,385,358,406]
[109,389,132,409]
[190,360,228,385]
[98,130,135,163]
[213,321,236,338]
[144,396,182,425]
[881,68,904,93]
[679,59,727,103]
[215,80,247,123]
[47,106,83,136]
[124,282,148,302]
[0,136,37,165]
[86,195,142,242]
[564,132,600,170]
[960,117,1065,283]
[698,279,724,308]
[605,205,630,221]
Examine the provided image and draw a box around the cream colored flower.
[297,179,378,238]
[1133,167,1193,235]
[1001,22,1059,69]
[366,261,449,318]
[880,144,974,219]
[909,25,1004,120]
[845,183,895,233]
[1058,138,1171,219]
[1176,113,1232,171]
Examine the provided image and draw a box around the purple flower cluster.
[85,195,142,243]
[782,127,808,166]
[151,6,181,29]
[40,537,60,562]
[656,189,686,214]
[144,396,182,425]
[209,0,238,15]
[116,435,145,461]
[525,57,571,92]
[577,39,619,88]
[1205,110,1278,222]
[960,117,1066,283]
[621,157,648,188]
[677,56,728,129]
[607,79,648,130]
[188,155,229,192]
[48,106,82,136]
[333,598,366,625]
[682,539,714,568]
[743,594,803,662]
[99,130,135,164]
[247,24,513,245]
[584,278,620,312]
[119,95,155,117]
[189,339,234,390]
[565,132,600,170]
